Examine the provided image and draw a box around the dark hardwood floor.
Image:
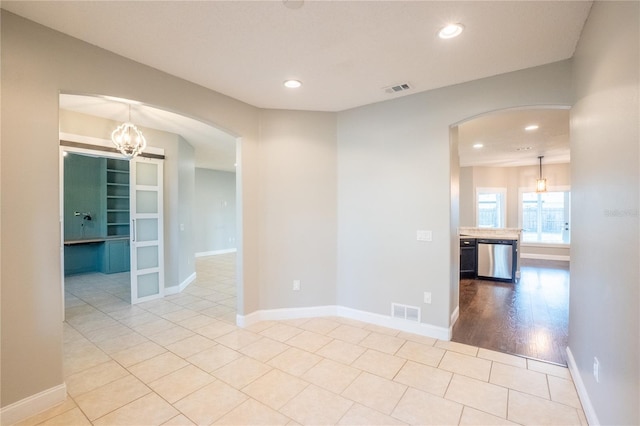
[452,259,570,365]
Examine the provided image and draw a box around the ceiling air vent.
[384,82,412,94]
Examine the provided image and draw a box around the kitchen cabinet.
[100,238,130,274]
[460,238,477,278]
[64,242,101,275]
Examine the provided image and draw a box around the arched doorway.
[450,107,571,365]
[59,94,243,319]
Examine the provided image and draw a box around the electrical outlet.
[593,357,600,383]
[424,292,432,304]
[293,280,301,291]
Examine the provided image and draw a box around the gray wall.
[337,61,573,329]
[3,5,638,424]
[258,109,338,310]
[1,11,262,407]
[194,168,237,254]
[177,136,196,286]
[569,1,639,425]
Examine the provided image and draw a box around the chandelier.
[536,155,547,193]
[111,104,147,159]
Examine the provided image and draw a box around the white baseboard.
[237,305,451,341]
[165,272,197,295]
[195,248,237,257]
[566,346,600,425]
[450,306,460,331]
[0,383,67,425]
[521,253,570,261]
[237,305,338,327]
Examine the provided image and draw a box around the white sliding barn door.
[130,157,164,304]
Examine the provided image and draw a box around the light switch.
[417,230,432,242]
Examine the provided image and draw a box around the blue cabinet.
[100,239,130,274]
[64,154,131,275]
[64,243,101,275]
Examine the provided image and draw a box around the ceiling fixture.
[473,143,484,149]
[384,82,412,94]
[438,23,464,39]
[525,124,539,131]
[536,155,547,193]
[284,79,302,89]
[282,0,304,9]
[111,104,147,159]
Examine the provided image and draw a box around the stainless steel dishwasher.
[476,239,517,282]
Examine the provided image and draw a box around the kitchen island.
[458,227,522,282]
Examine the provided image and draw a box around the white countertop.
[459,227,522,241]
[460,233,520,240]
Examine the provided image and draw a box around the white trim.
[475,187,507,228]
[59,148,66,322]
[521,253,570,262]
[196,248,237,257]
[566,347,600,426]
[0,383,67,425]
[521,242,570,249]
[59,132,165,156]
[236,305,451,340]
[165,272,197,295]
[450,306,460,328]
[237,305,337,327]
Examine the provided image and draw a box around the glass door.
[130,157,164,304]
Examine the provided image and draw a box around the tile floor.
[18,253,587,425]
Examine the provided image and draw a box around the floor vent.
[384,82,412,94]
[391,303,421,322]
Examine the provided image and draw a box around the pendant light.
[536,155,547,193]
[111,104,147,159]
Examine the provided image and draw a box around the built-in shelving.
[106,159,130,237]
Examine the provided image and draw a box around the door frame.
[59,133,165,316]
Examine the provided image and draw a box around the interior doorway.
[61,146,166,309]
[59,94,240,317]
[451,107,572,365]
[62,150,133,313]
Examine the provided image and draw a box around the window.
[476,188,506,228]
[521,190,571,244]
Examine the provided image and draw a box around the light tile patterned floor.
[18,253,587,425]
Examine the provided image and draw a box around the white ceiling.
[3,1,592,112]
[457,108,570,167]
[59,94,237,171]
[6,1,587,169]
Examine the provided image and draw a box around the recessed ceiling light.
[525,124,539,131]
[473,143,484,149]
[284,79,302,89]
[438,23,464,39]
